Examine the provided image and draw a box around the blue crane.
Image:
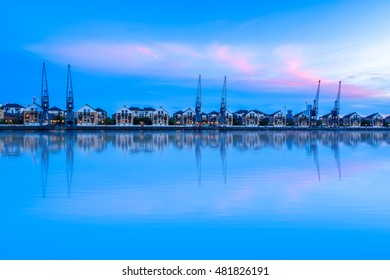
[195,74,202,125]
[66,64,75,126]
[330,81,341,126]
[309,80,320,126]
[219,76,227,125]
[40,63,50,125]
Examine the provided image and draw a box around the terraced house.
[23,102,43,126]
[364,113,383,127]
[115,106,134,126]
[152,106,169,126]
[222,109,234,126]
[243,110,264,126]
[180,108,195,125]
[342,112,361,127]
[77,104,98,125]
[0,103,25,123]
[95,108,107,124]
[268,111,287,127]
[293,111,310,127]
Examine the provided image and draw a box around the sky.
[1,0,390,116]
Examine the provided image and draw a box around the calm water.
[1,130,390,259]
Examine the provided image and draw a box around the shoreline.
[0,125,389,132]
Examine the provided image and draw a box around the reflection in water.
[41,134,49,198]
[2,130,390,260]
[195,133,201,185]
[306,134,321,181]
[66,133,75,197]
[220,133,227,184]
[331,133,342,181]
[2,130,390,195]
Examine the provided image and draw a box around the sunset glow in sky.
[1,0,390,115]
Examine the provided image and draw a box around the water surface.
[1,130,389,259]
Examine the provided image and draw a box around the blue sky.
[1,0,390,115]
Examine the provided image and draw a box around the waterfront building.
[172,110,184,124]
[49,106,65,126]
[152,106,169,126]
[384,115,390,126]
[23,102,43,126]
[234,109,248,125]
[224,109,234,126]
[200,112,208,124]
[364,113,383,127]
[95,108,107,124]
[293,111,310,127]
[0,103,25,115]
[268,110,287,127]
[0,107,4,121]
[208,111,220,125]
[143,107,156,118]
[77,104,98,125]
[129,107,142,118]
[0,103,25,124]
[320,113,332,127]
[342,112,361,127]
[182,108,196,125]
[243,110,264,126]
[129,106,155,119]
[115,106,134,126]
[49,106,65,117]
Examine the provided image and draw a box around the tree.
[259,118,269,126]
[286,120,294,126]
[53,114,65,126]
[168,118,177,125]
[361,119,370,126]
[104,117,115,125]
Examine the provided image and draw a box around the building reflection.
[2,131,389,155]
[3,131,390,190]
[41,134,49,198]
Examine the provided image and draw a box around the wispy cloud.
[25,38,388,102]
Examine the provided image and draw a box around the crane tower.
[195,75,202,125]
[219,76,227,125]
[330,81,341,126]
[40,63,50,125]
[309,80,320,126]
[66,64,75,125]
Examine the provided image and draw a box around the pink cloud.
[214,46,257,76]
[135,46,159,58]
[25,40,388,101]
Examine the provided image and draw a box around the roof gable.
[343,112,360,118]
[77,104,97,113]
[49,106,63,111]
[365,112,382,119]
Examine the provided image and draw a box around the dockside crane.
[195,75,202,125]
[195,133,202,185]
[219,76,227,125]
[40,63,50,125]
[330,81,341,126]
[220,133,227,184]
[66,132,75,197]
[66,64,75,126]
[331,132,341,181]
[309,80,321,126]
